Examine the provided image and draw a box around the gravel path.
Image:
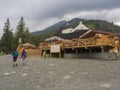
[0,55,120,90]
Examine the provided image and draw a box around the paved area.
[0,55,120,90]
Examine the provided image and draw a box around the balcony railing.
[40,36,115,50]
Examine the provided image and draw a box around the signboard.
[50,45,60,53]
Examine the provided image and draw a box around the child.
[12,49,19,67]
[21,49,27,65]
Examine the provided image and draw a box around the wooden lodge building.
[40,22,120,60]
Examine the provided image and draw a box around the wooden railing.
[40,36,115,50]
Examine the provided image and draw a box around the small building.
[17,43,41,58]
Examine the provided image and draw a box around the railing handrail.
[41,37,115,50]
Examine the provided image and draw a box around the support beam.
[89,49,92,53]
[75,49,78,54]
[101,46,104,53]
[59,52,61,58]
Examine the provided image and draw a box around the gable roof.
[45,36,64,41]
[62,21,89,34]
[23,43,36,47]
[62,28,73,34]
[57,30,89,39]
[73,21,89,31]
[79,30,120,39]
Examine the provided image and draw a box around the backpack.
[14,51,18,57]
[23,52,27,57]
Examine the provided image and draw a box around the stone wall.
[64,52,117,60]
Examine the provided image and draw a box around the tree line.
[1,17,119,54]
[0,17,32,54]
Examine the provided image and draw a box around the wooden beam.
[75,49,78,54]
[59,52,61,58]
[101,46,104,53]
[89,49,92,53]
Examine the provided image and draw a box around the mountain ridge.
[31,18,120,37]
[31,20,67,35]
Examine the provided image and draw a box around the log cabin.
[40,22,120,60]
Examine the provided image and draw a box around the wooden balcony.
[40,36,116,51]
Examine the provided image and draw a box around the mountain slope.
[31,20,67,35]
[31,18,120,40]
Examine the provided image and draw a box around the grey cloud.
[27,0,120,21]
[0,0,120,33]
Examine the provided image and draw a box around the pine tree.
[15,17,31,44]
[0,18,13,54]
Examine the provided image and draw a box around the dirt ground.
[0,55,120,90]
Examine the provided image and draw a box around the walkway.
[0,55,120,90]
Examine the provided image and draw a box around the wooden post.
[89,49,92,53]
[78,39,80,47]
[50,53,52,58]
[75,49,78,54]
[85,39,87,49]
[59,52,61,58]
[64,50,66,54]
[101,46,104,53]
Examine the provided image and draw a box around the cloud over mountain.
[0,0,120,36]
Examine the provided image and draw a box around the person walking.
[12,49,19,67]
[21,49,27,65]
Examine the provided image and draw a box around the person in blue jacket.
[12,49,19,67]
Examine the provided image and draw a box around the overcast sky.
[0,0,120,36]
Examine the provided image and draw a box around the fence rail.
[41,37,115,50]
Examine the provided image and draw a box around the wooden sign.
[50,45,60,53]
